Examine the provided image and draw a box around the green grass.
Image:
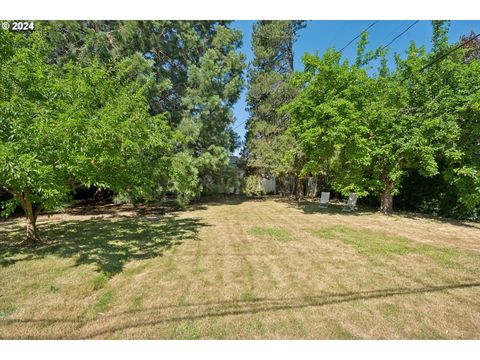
[91,289,116,316]
[0,307,16,318]
[248,227,292,242]
[171,321,201,340]
[312,225,460,266]
[1,199,479,339]
[92,273,108,291]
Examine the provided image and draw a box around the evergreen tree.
[244,20,306,197]
[42,20,245,199]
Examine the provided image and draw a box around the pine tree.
[41,20,245,200]
[244,20,306,197]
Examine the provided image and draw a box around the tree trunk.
[26,213,40,243]
[294,175,303,200]
[380,179,394,215]
[19,195,42,244]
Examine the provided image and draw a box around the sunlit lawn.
[1,198,479,339]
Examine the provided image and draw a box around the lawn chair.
[342,192,357,212]
[319,192,330,208]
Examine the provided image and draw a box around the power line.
[363,20,419,63]
[338,20,379,52]
[400,32,480,84]
[234,24,478,133]
[233,22,381,133]
[419,32,480,72]
[233,119,247,130]
[379,20,419,52]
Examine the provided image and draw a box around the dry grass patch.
[0,198,479,339]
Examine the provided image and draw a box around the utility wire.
[235,22,478,132]
[379,20,419,52]
[418,32,480,72]
[338,20,379,52]
[233,119,248,130]
[363,20,419,63]
[400,32,480,84]
[233,22,381,133]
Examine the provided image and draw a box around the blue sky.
[230,20,480,154]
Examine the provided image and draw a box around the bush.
[243,175,265,196]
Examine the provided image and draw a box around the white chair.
[319,192,330,208]
[342,192,357,212]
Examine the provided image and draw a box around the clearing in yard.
[0,198,479,339]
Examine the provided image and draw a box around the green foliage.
[248,226,292,242]
[41,21,245,196]
[284,24,480,215]
[245,21,306,184]
[243,175,265,196]
[1,21,246,236]
[169,152,201,206]
[0,30,173,237]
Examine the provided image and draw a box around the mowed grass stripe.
[1,198,480,339]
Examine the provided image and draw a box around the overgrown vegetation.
[1,20,479,242]
[0,21,245,241]
[244,21,480,219]
[283,21,480,216]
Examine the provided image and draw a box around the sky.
[229,20,480,155]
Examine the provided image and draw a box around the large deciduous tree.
[0,30,172,242]
[284,22,480,215]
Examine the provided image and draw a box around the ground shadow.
[288,199,480,228]
[395,211,479,229]
[0,215,209,276]
[187,195,267,211]
[286,200,377,216]
[84,280,480,338]
[3,280,477,339]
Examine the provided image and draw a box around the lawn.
[1,198,479,339]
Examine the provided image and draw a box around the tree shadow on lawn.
[394,211,479,229]
[187,195,267,211]
[289,201,377,216]
[0,215,209,276]
[290,200,480,229]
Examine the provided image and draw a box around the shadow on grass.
[288,200,480,228]
[78,280,480,338]
[286,201,377,216]
[394,211,479,229]
[186,195,268,211]
[0,215,209,276]
[2,281,478,338]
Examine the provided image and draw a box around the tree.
[0,31,173,242]
[42,21,245,198]
[244,20,306,197]
[284,25,474,215]
[460,31,480,62]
